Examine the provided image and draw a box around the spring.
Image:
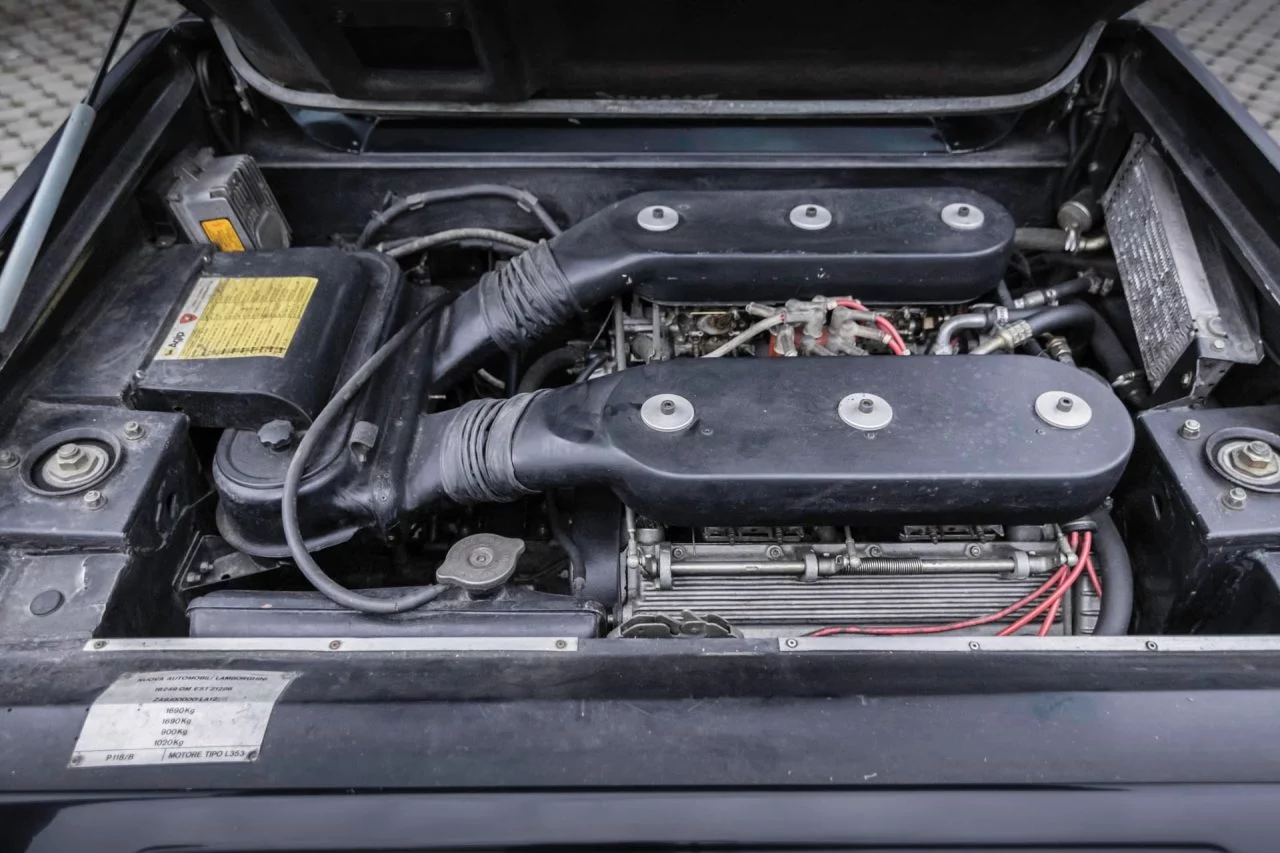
[841,558,930,575]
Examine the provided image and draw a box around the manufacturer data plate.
[153,276,318,360]
[70,670,297,768]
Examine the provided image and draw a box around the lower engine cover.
[511,355,1134,525]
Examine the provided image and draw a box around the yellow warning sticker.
[200,218,247,252]
[154,276,318,360]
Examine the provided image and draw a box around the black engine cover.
[511,355,1134,525]
[552,188,1014,305]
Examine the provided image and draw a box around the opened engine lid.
[186,0,1142,117]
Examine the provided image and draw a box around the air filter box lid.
[130,249,401,430]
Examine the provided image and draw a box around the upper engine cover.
[511,355,1134,525]
[552,188,1015,305]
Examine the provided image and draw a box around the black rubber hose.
[1072,302,1136,381]
[544,490,584,585]
[995,281,1015,307]
[1023,303,1096,338]
[1030,253,1119,277]
[574,351,610,383]
[995,281,1045,356]
[1090,510,1134,635]
[281,288,456,614]
[516,346,580,394]
[355,184,561,248]
[1014,227,1071,253]
[1012,276,1092,308]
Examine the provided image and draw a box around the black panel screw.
[858,398,875,413]
[1056,396,1074,412]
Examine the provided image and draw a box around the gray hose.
[356,183,561,248]
[281,289,455,614]
[704,312,788,357]
[384,228,535,258]
[1090,510,1134,635]
[932,313,988,355]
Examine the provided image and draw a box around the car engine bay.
[2,25,1280,650]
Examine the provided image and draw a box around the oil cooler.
[1102,136,1261,401]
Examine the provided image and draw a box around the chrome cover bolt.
[966,543,983,557]
[789,203,833,231]
[1222,487,1248,511]
[83,490,105,510]
[637,205,680,232]
[1179,419,1201,440]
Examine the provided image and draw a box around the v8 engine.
[27,153,1246,641]
[51,183,1135,640]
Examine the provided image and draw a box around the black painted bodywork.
[1,11,1280,850]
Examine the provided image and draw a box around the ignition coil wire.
[808,565,1069,637]
[998,532,1093,637]
[834,299,908,355]
[809,532,1101,638]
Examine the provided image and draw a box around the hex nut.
[1222,487,1248,511]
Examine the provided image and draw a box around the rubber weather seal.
[213,18,1105,119]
